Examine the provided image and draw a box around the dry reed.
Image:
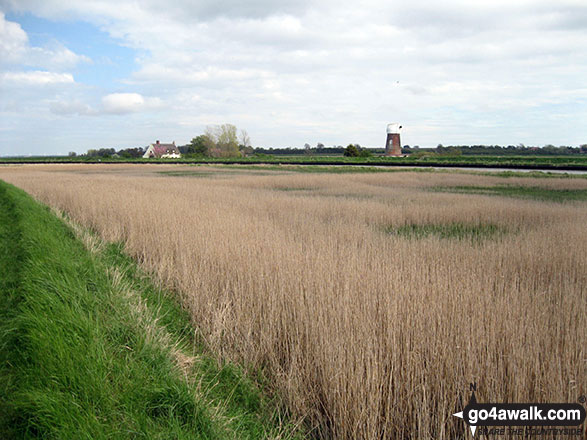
[2,164,585,439]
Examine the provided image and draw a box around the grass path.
[0,181,301,439]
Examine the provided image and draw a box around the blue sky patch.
[6,12,138,88]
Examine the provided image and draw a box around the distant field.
[1,154,587,170]
[1,164,585,439]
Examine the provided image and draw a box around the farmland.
[1,164,586,439]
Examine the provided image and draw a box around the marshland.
[1,164,585,439]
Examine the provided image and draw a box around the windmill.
[385,123,402,156]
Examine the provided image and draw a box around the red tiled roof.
[152,144,179,155]
[147,142,180,157]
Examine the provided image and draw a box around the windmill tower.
[385,123,402,156]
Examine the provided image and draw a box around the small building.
[143,140,181,159]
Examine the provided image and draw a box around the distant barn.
[143,141,181,159]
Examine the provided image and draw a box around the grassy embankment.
[0,180,301,439]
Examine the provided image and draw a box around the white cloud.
[1,70,74,85]
[28,42,91,70]
[101,92,161,114]
[50,99,97,116]
[0,11,28,63]
[0,12,90,70]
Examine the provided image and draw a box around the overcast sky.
[1,0,586,155]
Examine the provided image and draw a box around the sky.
[1,0,587,156]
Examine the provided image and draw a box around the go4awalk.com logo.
[453,384,586,437]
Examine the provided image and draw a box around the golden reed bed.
[2,164,585,439]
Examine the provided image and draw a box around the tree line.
[80,147,144,158]
[77,128,587,158]
[428,144,587,156]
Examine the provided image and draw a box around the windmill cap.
[386,123,402,134]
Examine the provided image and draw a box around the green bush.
[344,144,360,157]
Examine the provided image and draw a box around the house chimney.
[385,123,402,156]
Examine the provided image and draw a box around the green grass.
[272,186,318,192]
[218,165,401,174]
[434,185,587,202]
[156,164,587,179]
[218,164,587,177]
[385,222,507,242]
[484,170,587,179]
[158,169,278,177]
[0,181,303,439]
[158,170,218,177]
[157,165,409,176]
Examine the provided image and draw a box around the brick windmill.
[385,123,402,156]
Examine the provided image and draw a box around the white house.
[143,140,181,159]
